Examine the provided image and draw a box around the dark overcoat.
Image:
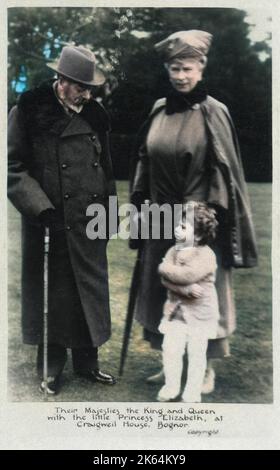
[8,81,117,348]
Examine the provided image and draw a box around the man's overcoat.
[8,81,117,348]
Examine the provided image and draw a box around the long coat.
[8,81,117,348]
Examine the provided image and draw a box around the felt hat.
[47,45,105,86]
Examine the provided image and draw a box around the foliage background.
[8,7,272,181]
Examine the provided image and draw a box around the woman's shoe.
[201,367,215,394]
[146,369,165,384]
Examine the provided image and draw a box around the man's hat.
[47,45,106,86]
[155,30,213,61]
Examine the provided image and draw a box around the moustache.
[76,97,92,105]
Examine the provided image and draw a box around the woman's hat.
[154,30,213,61]
[47,45,106,86]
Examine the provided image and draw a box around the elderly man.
[8,45,117,395]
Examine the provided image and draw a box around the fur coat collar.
[17,80,110,136]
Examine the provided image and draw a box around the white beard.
[60,98,84,114]
[53,81,84,114]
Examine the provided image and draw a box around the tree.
[8,7,272,181]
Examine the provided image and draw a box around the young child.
[157,201,219,403]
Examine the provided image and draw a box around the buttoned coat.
[8,81,117,347]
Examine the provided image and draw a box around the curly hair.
[183,201,218,245]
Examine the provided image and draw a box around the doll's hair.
[183,201,218,245]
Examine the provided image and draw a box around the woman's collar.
[166,81,208,115]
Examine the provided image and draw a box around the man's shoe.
[78,369,116,385]
[39,376,60,395]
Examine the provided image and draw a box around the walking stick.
[43,226,50,400]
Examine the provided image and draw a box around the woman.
[129,30,257,394]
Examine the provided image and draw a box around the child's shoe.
[181,393,201,403]
[157,385,179,402]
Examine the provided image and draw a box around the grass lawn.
[8,182,272,403]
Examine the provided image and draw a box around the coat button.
[66,225,71,231]
[61,163,67,169]
[64,193,70,199]
[92,193,98,199]
[93,162,99,167]
[90,135,96,142]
